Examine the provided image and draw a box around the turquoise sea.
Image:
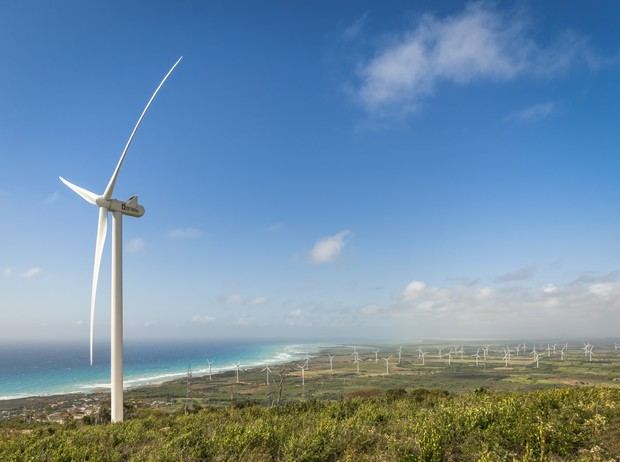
[0,340,324,400]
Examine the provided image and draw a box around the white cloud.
[21,267,42,278]
[402,280,427,301]
[167,228,204,239]
[127,237,146,253]
[309,230,352,264]
[362,272,620,328]
[2,268,13,277]
[250,296,268,305]
[357,2,598,113]
[511,102,556,121]
[543,283,558,294]
[191,314,215,324]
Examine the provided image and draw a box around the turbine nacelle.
[96,196,145,217]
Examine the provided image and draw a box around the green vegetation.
[2,387,620,461]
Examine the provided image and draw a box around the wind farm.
[3,1,620,460]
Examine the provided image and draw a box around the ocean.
[0,340,322,400]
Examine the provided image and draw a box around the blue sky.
[2,1,620,342]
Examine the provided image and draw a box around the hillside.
[2,387,620,461]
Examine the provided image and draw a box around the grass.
[2,386,620,461]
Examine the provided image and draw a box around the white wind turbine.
[472,349,481,367]
[560,344,567,361]
[233,361,244,384]
[447,349,453,367]
[374,349,379,363]
[206,359,213,381]
[354,356,360,374]
[398,345,403,364]
[297,363,307,387]
[328,354,335,374]
[383,355,392,376]
[583,342,592,358]
[261,364,272,385]
[421,351,428,366]
[533,351,543,368]
[60,57,182,423]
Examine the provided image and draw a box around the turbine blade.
[90,207,108,365]
[59,176,98,205]
[103,56,183,200]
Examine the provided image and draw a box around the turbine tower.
[60,57,183,423]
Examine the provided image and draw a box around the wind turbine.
[560,344,567,361]
[353,356,360,374]
[383,355,392,376]
[261,364,272,385]
[60,57,183,423]
[297,363,306,387]
[421,351,428,366]
[328,354,335,374]
[583,342,592,358]
[533,351,543,368]
[374,349,379,363]
[234,361,244,384]
[472,349,481,367]
[206,359,213,381]
[397,345,402,364]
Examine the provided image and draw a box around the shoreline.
[0,342,331,406]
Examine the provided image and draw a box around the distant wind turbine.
[60,57,183,423]
[234,361,243,384]
[206,359,213,381]
[261,364,272,385]
[472,349,481,367]
[383,355,392,376]
[328,354,335,374]
[533,351,543,368]
[297,363,307,387]
[354,356,360,374]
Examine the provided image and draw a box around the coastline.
[0,342,330,407]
